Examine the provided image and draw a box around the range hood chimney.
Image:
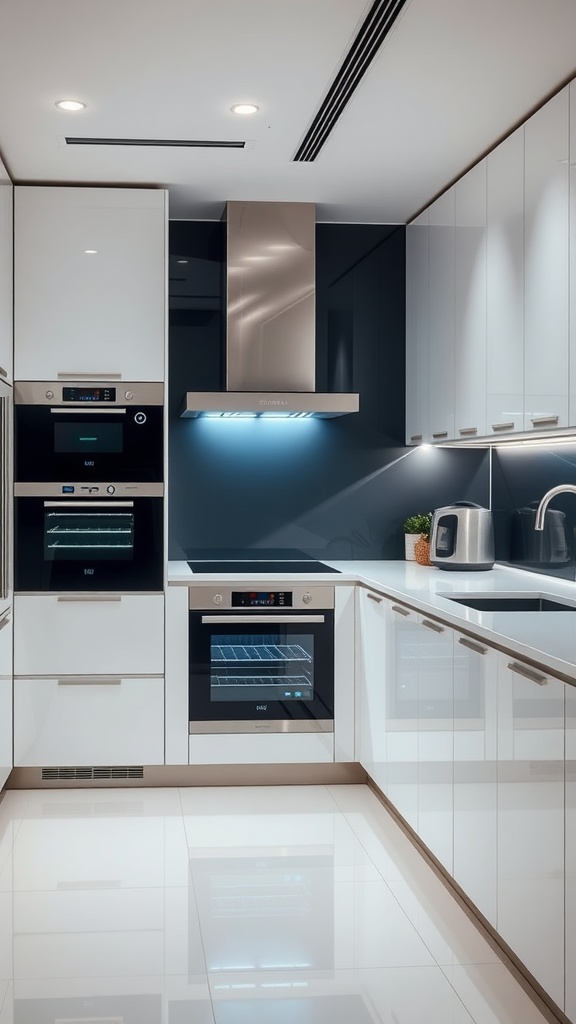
[181,201,360,418]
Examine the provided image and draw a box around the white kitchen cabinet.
[417,615,453,873]
[14,675,164,766]
[0,606,12,790]
[452,631,498,926]
[188,732,334,765]
[14,186,167,382]
[566,684,576,1020]
[486,127,525,437]
[569,82,576,426]
[524,88,570,432]
[454,160,487,440]
[334,585,355,762]
[428,189,455,442]
[385,601,419,830]
[0,158,13,384]
[497,653,565,1009]
[165,584,190,765]
[355,587,388,791]
[14,594,164,676]
[405,209,430,444]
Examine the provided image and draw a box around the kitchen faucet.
[534,484,576,531]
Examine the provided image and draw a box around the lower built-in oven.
[14,381,164,483]
[188,586,334,733]
[14,482,163,592]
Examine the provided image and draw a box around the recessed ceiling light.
[55,99,86,112]
[230,103,259,115]
[84,249,97,254]
[177,259,188,264]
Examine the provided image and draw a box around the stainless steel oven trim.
[15,381,165,405]
[189,720,334,734]
[201,614,326,624]
[189,585,335,610]
[15,482,164,497]
[44,500,135,508]
[50,407,128,415]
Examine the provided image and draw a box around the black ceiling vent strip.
[65,137,245,149]
[293,0,408,162]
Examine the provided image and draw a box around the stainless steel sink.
[442,594,576,612]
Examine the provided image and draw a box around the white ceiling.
[0,0,576,223]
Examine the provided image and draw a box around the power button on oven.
[303,592,312,605]
[213,594,223,605]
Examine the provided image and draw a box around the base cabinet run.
[356,589,572,1016]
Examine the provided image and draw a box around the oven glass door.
[189,610,334,725]
[15,405,163,482]
[15,495,163,591]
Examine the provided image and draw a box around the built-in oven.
[14,381,164,482]
[14,482,163,592]
[188,586,335,733]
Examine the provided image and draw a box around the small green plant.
[403,512,432,540]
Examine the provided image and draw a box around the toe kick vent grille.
[42,766,144,781]
[293,0,408,162]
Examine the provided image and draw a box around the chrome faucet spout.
[534,484,576,531]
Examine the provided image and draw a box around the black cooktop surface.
[186,548,340,574]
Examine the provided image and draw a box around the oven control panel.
[188,586,335,611]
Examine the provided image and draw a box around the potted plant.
[403,512,432,562]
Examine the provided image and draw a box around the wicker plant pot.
[414,536,432,566]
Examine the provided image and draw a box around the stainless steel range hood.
[181,201,359,418]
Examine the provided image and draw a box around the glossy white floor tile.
[0,783,554,1024]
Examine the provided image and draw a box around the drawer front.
[14,594,164,675]
[14,676,164,766]
[188,731,334,765]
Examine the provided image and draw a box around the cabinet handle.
[57,372,122,380]
[410,434,423,442]
[0,366,7,379]
[45,501,134,508]
[391,604,410,617]
[530,415,559,427]
[57,595,122,602]
[201,615,325,624]
[458,636,487,656]
[458,426,478,436]
[491,421,515,432]
[432,431,448,439]
[507,661,548,686]
[50,407,127,416]
[421,618,445,634]
[367,592,383,604]
[57,677,122,686]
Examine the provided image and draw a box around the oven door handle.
[201,614,326,624]
[44,501,135,508]
[50,408,127,415]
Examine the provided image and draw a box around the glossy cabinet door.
[405,210,430,444]
[0,607,12,790]
[417,616,453,873]
[386,601,419,830]
[497,654,565,1009]
[486,127,525,437]
[452,632,498,925]
[0,157,13,384]
[524,87,570,432]
[569,82,576,425]
[428,189,455,443]
[566,684,576,1020]
[14,186,167,381]
[454,159,487,440]
[14,675,165,766]
[355,587,388,792]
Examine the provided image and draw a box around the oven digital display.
[231,591,293,607]
[62,387,117,402]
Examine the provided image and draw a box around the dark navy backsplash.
[492,443,576,581]
[168,220,490,561]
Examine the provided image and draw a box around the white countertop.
[168,559,576,682]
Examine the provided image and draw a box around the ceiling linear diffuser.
[293,0,408,162]
[65,137,245,148]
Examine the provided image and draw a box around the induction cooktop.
[186,548,341,574]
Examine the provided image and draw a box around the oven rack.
[212,644,311,663]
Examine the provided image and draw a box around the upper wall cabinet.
[524,88,569,432]
[14,187,167,381]
[0,158,13,384]
[454,160,487,440]
[569,82,576,426]
[405,209,430,444]
[428,189,455,442]
[486,126,525,436]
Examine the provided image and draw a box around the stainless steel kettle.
[430,501,494,571]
